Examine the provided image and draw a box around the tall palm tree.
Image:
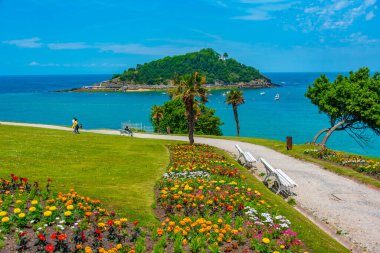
[151,105,165,133]
[226,89,245,136]
[173,72,208,145]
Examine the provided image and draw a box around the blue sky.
[0,0,379,74]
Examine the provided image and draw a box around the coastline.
[55,82,280,93]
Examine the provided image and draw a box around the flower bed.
[0,175,145,252]
[304,148,380,179]
[1,144,309,252]
[154,144,308,252]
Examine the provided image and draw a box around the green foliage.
[113,48,269,85]
[305,67,380,140]
[151,99,223,135]
[226,88,245,136]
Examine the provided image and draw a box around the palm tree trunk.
[187,100,195,145]
[321,120,346,146]
[157,119,160,134]
[233,104,240,136]
[312,128,330,144]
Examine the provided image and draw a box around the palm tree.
[151,105,165,133]
[173,72,208,145]
[226,89,245,136]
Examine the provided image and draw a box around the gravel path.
[2,121,380,252]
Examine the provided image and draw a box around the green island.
[67,49,276,92]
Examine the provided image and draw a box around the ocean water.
[0,74,379,157]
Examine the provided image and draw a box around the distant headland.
[58,48,278,92]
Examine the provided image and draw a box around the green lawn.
[0,124,180,225]
[0,125,349,252]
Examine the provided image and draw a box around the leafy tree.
[226,89,245,136]
[150,105,165,133]
[151,99,222,136]
[305,67,380,146]
[223,52,228,59]
[172,72,208,144]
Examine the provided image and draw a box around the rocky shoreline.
[56,78,279,92]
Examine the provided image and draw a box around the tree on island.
[226,89,245,136]
[305,67,380,146]
[150,105,165,133]
[172,72,208,144]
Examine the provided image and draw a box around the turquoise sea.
[0,74,379,157]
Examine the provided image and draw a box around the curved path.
[2,122,380,252]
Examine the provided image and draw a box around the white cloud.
[366,11,375,20]
[299,0,378,31]
[47,42,90,50]
[341,32,379,44]
[3,37,42,48]
[233,1,298,21]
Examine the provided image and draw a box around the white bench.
[260,158,297,196]
[120,123,133,136]
[235,144,257,168]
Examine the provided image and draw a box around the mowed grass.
[0,125,180,225]
[202,135,380,189]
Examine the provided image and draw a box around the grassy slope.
[203,135,380,189]
[0,125,348,252]
[0,125,180,225]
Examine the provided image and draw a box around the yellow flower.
[31,200,38,205]
[182,239,188,245]
[0,211,7,217]
[18,213,26,218]
[14,208,21,214]
[29,206,36,212]
[64,211,72,216]
[49,206,57,211]
[273,251,280,253]
[262,237,270,244]
[1,217,10,223]
[280,245,285,249]
[66,205,74,210]
[16,200,22,204]
[116,244,122,249]
[43,211,52,217]
[120,218,128,223]
[85,246,92,253]
[98,222,106,228]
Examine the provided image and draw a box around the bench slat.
[260,158,297,195]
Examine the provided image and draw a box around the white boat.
[274,93,280,100]
[260,92,266,95]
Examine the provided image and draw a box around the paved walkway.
[2,122,380,252]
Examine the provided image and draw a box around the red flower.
[95,229,101,235]
[98,236,103,241]
[51,232,57,240]
[38,233,46,241]
[20,231,27,237]
[133,220,139,226]
[107,220,114,226]
[58,234,67,241]
[22,177,28,183]
[45,244,54,252]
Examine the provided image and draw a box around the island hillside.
[79,48,275,91]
